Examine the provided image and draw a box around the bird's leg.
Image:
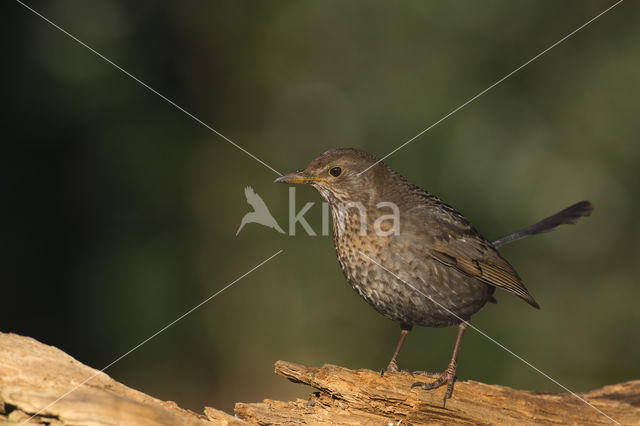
[381,326,411,375]
[412,322,467,407]
[386,329,409,372]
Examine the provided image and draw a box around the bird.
[275,148,593,407]
[236,186,285,235]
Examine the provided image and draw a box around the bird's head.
[274,148,387,205]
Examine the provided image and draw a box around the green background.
[3,0,639,414]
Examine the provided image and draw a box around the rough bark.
[0,333,238,425]
[1,332,638,425]
[235,361,639,425]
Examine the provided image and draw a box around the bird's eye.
[329,166,342,177]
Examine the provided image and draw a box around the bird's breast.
[328,204,493,327]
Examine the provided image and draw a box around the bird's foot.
[381,360,416,376]
[380,359,399,376]
[410,370,444,378]
[411,361,458,408]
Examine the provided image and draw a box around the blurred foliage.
[3,0,639,414]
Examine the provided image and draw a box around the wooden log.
[234,361,640,425]
[0,333,237,425]
[1,332,638,425]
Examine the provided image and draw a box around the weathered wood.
[235,361,640,425]
[1,332,638,425]
[0,333,229,425]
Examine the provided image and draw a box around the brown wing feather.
[430,247,539,309]
[403,195,540,309]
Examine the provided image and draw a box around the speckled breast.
[330,206,494,328]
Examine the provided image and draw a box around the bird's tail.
[492,201,594,249]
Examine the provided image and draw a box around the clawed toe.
[400,368,415,376]
[381,366,397,377]
[381,364,418,377]
[382,367,416,377]
[382,359,400,375]
[411,370,443,379]
[386,323,467,407]
[411,367,458,408]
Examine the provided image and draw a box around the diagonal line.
[14,0,282,176]
[359,251,620,425]
[20,249,284,426]
[359,0,624,175]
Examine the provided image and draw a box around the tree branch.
[235,361,638,424]
[1,332,638,425]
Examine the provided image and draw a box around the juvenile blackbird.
[275,148,593,406]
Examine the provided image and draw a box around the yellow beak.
[274,171,327,184]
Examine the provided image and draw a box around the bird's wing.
[429,246,539,308]
[407,200,539,308]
